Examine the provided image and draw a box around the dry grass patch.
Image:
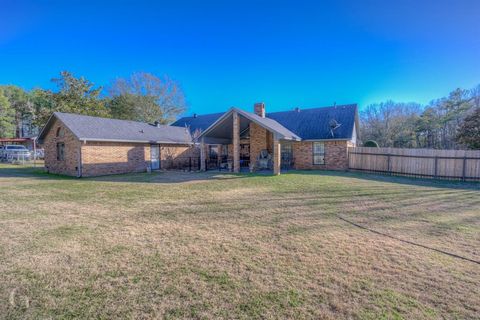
[0,165,479,319]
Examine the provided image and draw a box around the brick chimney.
[254,102,265,118]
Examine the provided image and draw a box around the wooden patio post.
[273,135,281,175]
[233,111,240,173]
[200,137,206,171]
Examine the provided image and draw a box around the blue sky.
[1,0,479,116]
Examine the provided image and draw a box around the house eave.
[79,138,193,145]
[302,138,351,142]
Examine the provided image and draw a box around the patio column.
[273,135,281,175]
[200,137,206,171]
[233,111,240,173]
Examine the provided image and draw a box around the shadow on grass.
[282,170,480,191]
[0,164,248,184]
[1,164,479,189]
[0,165,74,180]
[90,170,248,184]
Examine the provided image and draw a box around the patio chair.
[257,149,272,170]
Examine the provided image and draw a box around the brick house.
[172,103,359,175]
[37,112,195,177]
[39,103,358,177]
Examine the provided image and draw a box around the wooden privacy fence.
[348,147,480,181]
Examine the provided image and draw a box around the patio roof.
[198,108,301,143]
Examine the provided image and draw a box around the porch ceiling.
[199,108,301,144]
[202,112,250,144]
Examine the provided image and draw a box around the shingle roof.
[267,104,357,140]
[38,112,192,144]
[234,108,301,140]
[171,112,224,134]
[172,104,357,140]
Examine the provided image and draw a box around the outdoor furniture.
[257,149,272,170]
[219,156,229,171]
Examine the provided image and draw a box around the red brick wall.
[202,123,349,171]
[160,145,199,169]
[43,119,197,177]
[249,122,268,167]
[42,118,80,176]
[293,140,349,170]
[81,142,151,177]
[81,143,198,176]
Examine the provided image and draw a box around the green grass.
[0,164,479,319]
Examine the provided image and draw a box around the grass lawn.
[1,164,479,319]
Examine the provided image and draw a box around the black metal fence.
[160,157,202,171]
[160,156,295,172]
[159,156,233,171]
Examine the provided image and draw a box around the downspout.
[77,140,84,178]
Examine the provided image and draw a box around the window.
[313,142,325,165]
[56,143,65,161]
[56,127,64,138]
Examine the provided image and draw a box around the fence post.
[347,148,351,170]
[434,156,438,179]
[387,153,391,175]
[462,155,467,181]
[189,157,192,171]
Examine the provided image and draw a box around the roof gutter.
[303,138,351,142]
[78,138,194,145]
[77,142,83,178]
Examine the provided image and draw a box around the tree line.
[360,85,480,149]
[1,71,479,150]
[0,71,187,138]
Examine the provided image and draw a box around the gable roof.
[38,112,192,145]
[267,104,358,140]
[198,108,301,141]
[239,109,302,140]
[172,104,358,140]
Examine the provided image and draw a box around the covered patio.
[197,107,300,175]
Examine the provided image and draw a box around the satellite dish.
[329,119,341,137]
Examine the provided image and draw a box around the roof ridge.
[55,112,176,129]
[176,111,225,119]
[266,104,357,115]
[174,104,358,121]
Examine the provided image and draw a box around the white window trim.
[312,141,325,165]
